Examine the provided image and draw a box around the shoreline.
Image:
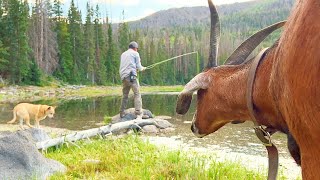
[0,85,183,103]
[144,136,302,179]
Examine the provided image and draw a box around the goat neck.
[193,51,288,136]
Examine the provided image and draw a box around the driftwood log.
[36,119,168,150]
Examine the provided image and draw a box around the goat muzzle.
[190,111,206,138]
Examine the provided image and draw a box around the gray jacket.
[119,49,144,80]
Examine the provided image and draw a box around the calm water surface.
[0,94,292,159]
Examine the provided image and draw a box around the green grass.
[68,85,184,98]
[74,86,120,97]
[103,116,112,124]
[46,135,269,180]
[141,85,184,93]
[0,85,184,103]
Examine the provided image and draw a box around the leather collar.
[246,48,279,180]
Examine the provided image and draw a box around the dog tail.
[7,109,17,124]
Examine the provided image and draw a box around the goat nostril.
[191,123,196,133]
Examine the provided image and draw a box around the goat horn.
[176,73,211,115]
[207,0,220,68]
[224,21,286,65]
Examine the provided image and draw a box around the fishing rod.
[145,51,199,70]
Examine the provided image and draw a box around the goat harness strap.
[246,47,279,180]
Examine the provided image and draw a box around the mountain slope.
[117,0,294,31]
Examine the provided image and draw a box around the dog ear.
[48,106,57,110]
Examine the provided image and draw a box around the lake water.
[0,93,293,158]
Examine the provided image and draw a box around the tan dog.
[7,103,56,129]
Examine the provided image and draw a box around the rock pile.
[111,108,175,134]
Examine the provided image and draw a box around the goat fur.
[178,0,319,178]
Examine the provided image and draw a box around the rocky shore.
[0,85,93,103]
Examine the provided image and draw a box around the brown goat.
[176,0,320,179]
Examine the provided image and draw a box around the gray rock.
[155,116,172,120]
[109,110,175,134]
[0,131,12,139]
[120,113,136,121]
[0,129,49,142]
[111,108,154,123]
[25,128,51,142]
[142,125,159,134]
[160,127,175,133]
[0,130,66,180]
[154,119,174,129]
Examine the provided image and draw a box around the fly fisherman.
[119,41,146,119]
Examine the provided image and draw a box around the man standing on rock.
[119,41,146,119]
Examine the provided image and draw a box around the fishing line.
[145,51,199,70]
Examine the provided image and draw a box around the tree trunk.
[36,119,164,150]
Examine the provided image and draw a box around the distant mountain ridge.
[114,0,294,30]
[129,6,210,29]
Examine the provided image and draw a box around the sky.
[50,0,254,23]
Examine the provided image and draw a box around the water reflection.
[0,94,291,159]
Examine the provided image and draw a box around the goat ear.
[176,94,193,115]
[176,72,211,114]
[176,73,211,114]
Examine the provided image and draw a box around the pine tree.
[0,40,9,76]
[118,21,130,52]
[25,58,42,86]
[0,0,9,78]
[94,5,107,85]
[147,38,157,84]
[52,0,62,19]
[106,23,119,84]
[52,0,73,83]
[5,0,31,84]
[157,38,169,85]
[68,0,85,84]
[84,2,95,84]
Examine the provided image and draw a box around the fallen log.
[36,119,167,150]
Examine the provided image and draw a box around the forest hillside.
[0,0,294,86]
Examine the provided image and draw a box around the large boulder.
[0,129,66,179]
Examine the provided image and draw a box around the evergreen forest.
[0,0,294,86]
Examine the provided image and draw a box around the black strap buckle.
[254,126,272,147]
